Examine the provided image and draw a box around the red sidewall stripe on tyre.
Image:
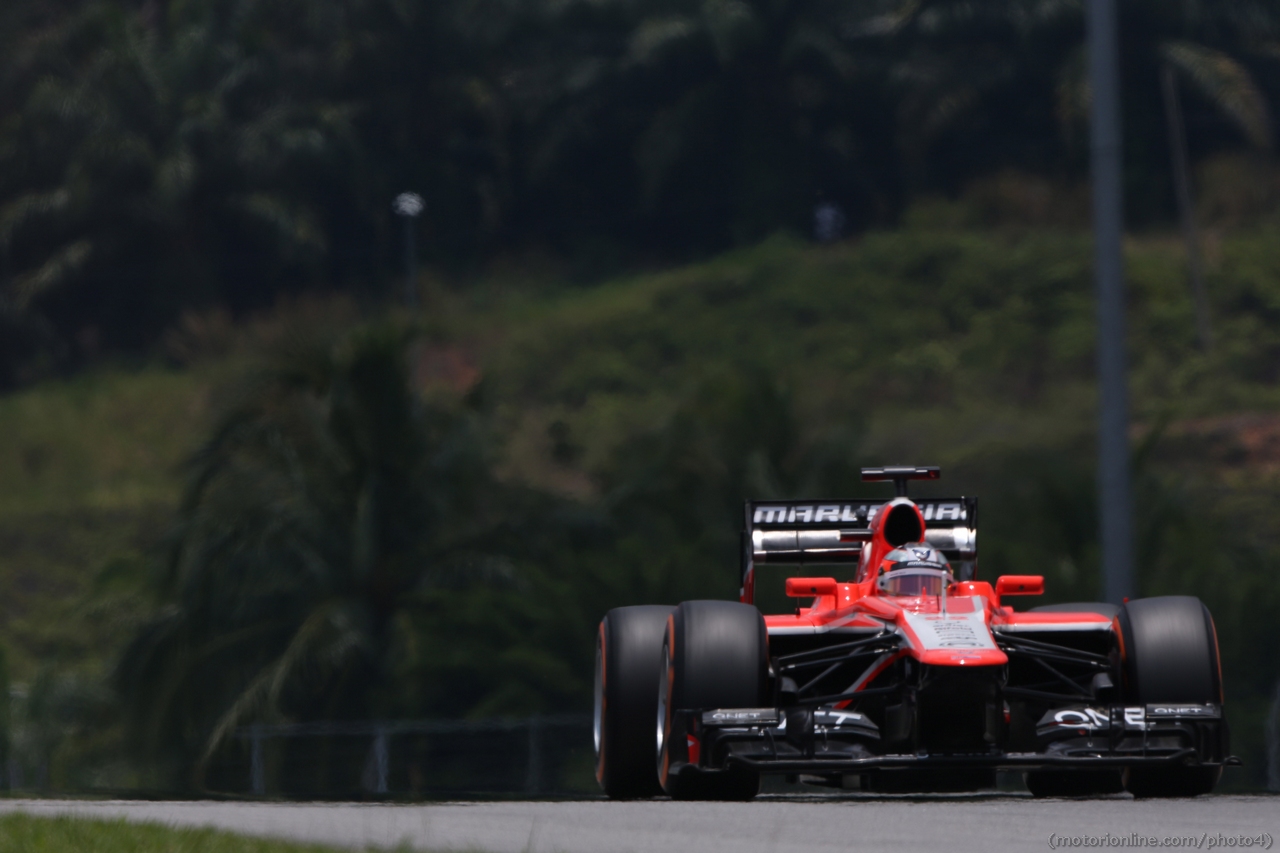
[659,614,676,790]
[595,621,607,786]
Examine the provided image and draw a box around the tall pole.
[404,215,417,310]
[393,192,424,310]
[1087,0,1133,604]
[1161,64,1213,351]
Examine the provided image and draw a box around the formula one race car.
[594,466,1235,800]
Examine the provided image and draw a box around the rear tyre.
[657,600,768,800]
[1118,596,1223,799]
[595,605,675,799]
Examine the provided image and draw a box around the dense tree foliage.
[70,232,1276,791]
[4,0,1280,794]
[111,325,544,783]
[3,0,1280,381]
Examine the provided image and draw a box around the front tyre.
[1118,596,1224,798]
[657,600,768,800]
[595,605,675,798]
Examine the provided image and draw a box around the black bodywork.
[676,620,1233,785]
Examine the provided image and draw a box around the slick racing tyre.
[595,605,675,798]
[1118,596,1223,798]
[657,600,768,800]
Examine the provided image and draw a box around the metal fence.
[229,714,594,798]
[1268,681,1280,792]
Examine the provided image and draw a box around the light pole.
[393,192,424,310]
[1086,0,1133,604]
[1161,64,1213,351]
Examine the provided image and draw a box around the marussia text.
[752,502,966,525]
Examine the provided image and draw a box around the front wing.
[676,703,1234,777]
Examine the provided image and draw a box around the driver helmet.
[877,543,952,596]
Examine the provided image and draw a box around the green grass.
[480,229,1280,495]
[0,813,414,853]
[0,367,208,517]
[0,367,209,681]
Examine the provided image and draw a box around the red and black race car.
[594,466,1235,799]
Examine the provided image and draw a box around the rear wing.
[741,497,978,583]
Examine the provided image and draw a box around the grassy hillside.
[0,369,210,680]
[2,226,1279,788]
[484,229,1280,481]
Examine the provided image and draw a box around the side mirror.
[785,577,839,598]
[995,575,1044,597]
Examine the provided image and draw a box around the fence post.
[250,724,265,797]
[1267,680,1280,792]
[525,714,542,794]
[374,726,389,795]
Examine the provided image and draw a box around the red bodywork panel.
[748,495,1112,679]
[763,585,1110,666]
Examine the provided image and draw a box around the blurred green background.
[1,0,1279,796]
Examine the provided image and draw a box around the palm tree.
[113,325,511,787]
[0,0,542,371]
[506,0,902,250]
[0,0,353,361]
[862,0,1276,200]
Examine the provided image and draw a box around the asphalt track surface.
[2,795,1278,853]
